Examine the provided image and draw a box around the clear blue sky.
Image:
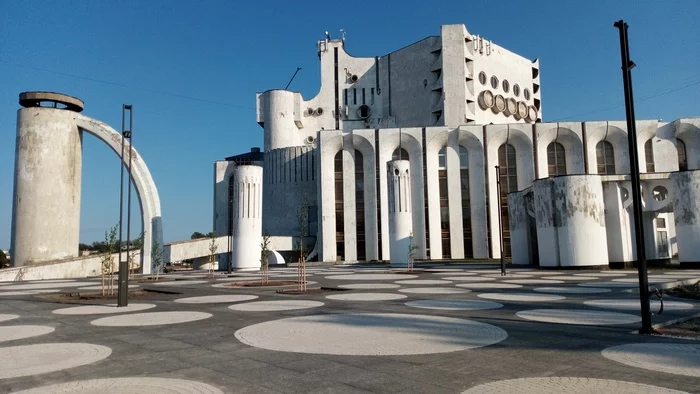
[1,0,698,248]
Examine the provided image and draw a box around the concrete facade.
[231,165,263,271]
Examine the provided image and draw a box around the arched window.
[677,139,688,171]
[644,139,655,173]
[355,150,366,261]
[547,142,567,176]
[438,146,450,258]
[334,151,344,260]
[392,148,409,161]
[596,141,615,175]
[460,146,472,258]
[498,144,517,258]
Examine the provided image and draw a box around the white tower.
[231,165,263,271]
[671,170,700,268]
[387,160,413,268]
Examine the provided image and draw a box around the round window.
[502,80,510,93]
[524,88,531,100]
[478,72,487,85]
[490,75,499,89]
[513,84,520,97]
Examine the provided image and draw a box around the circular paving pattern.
[0,290,60,296]
[482,273,533,278]
[578,281,638,288]
[54,303,156,315]
[149,280,209,286]
[91,311,212,327]
[503,279,565,285]
[0,314,19,322]
[575,272,627,277]
[26,279,77,284]
[602,343,700,377]
[455,282,522,290]
[399,287,470,295]
[477,293,565,302]
[545,275,597,281]
[77,284,140,291]
[234,313,507,356]
[405,300,503,311]
[584,299,694,312]
[422,268,465,272]
[516,309,640,325]
[326,293,407,301]
[0,326,55,343]
[174,294,259,304]
[0,282,89,291]
[440,276,496,282]
[325,274,418,280]
[228,300,324,312]
[394,279,452,285]
[337,283,401,290]
[13,377,226,394]
[533,286,612,294]
[524,271,565,276]
[0,343,112,379]
[460,377,688,393]
[432,272,477,276]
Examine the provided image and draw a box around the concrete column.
[387,160,413,268]
[263,90,299,151]
[508,191,530,266]
[670,171,700,267]
[231,165,263,271]
[11,107,82,266]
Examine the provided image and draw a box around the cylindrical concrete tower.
[671,170,700,268]
[387,160,413,268]
[231,165,263,271]
[11,92,84,266]
[263,90,300,151]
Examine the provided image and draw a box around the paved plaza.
[0,264,698,393]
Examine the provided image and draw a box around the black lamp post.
[117,104,133,307]
[495,165,506,276]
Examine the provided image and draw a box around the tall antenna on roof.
[284,67,302,90]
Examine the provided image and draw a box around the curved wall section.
[11,108,82,266]
[232,165,263,271]
[263,90,300,151]
[671,170,700,267]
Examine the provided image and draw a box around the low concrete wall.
[0,251,139,282]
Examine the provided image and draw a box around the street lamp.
[117,104,133,307]
[495,165,506,276]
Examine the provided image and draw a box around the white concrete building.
[213,24,700,269]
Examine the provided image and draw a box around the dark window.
[438,147,450,258]
[596,141,616,175]
[656,217,666,228]
[547,142,567,176]
[645,139,655,173]
[498,144,517,258]
[227,176,235,236]
[392,148,409,161]
[335,151,344,260]
[460,146,472,258]
[355,150,366,261]
[677,139,688,171]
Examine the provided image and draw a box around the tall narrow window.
[498,144,517,258]
[547,142,567,176]
[677,139,688,171]
[438,146,450,258]
[596,141,616,175]
[355,150,366,261]
[392,148,409,161]
[460,146,472,258]
[645,139,655,173]
[334,151,345,260]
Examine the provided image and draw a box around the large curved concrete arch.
[75,114,162,275]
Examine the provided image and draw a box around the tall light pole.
[118,104,133,307]
[495,165,506,276]
[614,20,652,334]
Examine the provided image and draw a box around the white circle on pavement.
[0,326,55,343]
[422,268,465,272]
[395,279,452,285]
[0,290,60,296]
[478,293,565,302]
[269,274,313,278]
[0,343,112,379]
[325,274,418,280]
[576,272,627,277]
[12,377,226,394]
[482,273,533,278]
[326,293,407,301]
[77,284,140,291]
[0,314,19,322]
[534,287,612,294]
[91,311,212,327]
[337,283,401,290]
[406,299,503,311]
[647,275,690,282]
[544,275,597,281]
[149,280,209,286]
[602,343,700,377]
[579,281,637,288]
[456,283,523,290]
[461,377,689,394]
[584,299,694,312]
[503,279,565,285]
[516,309,640,325]
[399,287,470,295]
[234,313,507,356]
[53,303,156,315]
[174,295,259,304]
[524,271,565,276]
[212,281,317,288]
[26,279,77,284]
[432,272,477,276]
[440,276,496,282]
[229,300,324,312]
[664,271,700,275]
[0,282,89,291]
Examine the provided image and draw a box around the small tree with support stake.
[100,224,118,296]
[407,231,418,273]
[207,232,218,279]
[151,238,164,281]
[296,198,309,292]
[260,233,271,284]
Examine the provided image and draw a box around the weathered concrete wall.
[0,251,134,282]
[12,107,82,267]
[671,170,700,265]
[508,190,531,265]
[213,160,236,270]
[602,181,635,264]
[387,160,412,267]
[534,122,585,178]
[534,175,608,267]
[164,236,229,263]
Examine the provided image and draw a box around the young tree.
[100,224,118,296]
[260,233,271,284]
[207,232,218,279]
[296,198,309,291]
[151,238,164,281]
[407,232,419,273]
